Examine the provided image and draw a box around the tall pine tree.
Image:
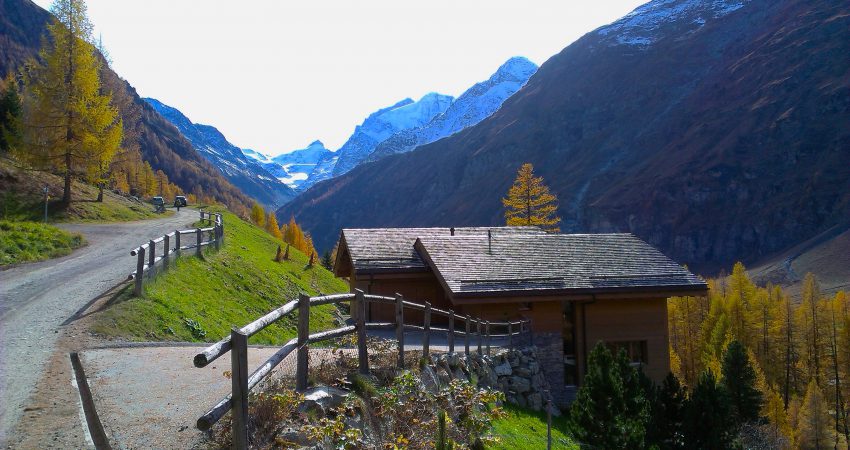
[501,163,561,232]
[721,340,764,424]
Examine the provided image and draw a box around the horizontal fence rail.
[192,290,531,448]
[129,211,224,296]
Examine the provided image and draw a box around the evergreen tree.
[250,202,265,227]
[18,0,122,205]
[501,163,560,232]
[568,343,649,448]
[798,380,831,450]
[0,73,22,153]
[683,370,733,449]
[646,373,687,449]
[722,340,764,424]
[321,250,333,270]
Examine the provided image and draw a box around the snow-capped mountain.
[369,57,538,162]
[144,98,296,208]
[596,0,749,47]
[263,141,332,190]
[325,92,455,180]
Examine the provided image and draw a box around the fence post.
[196,228,202,257]
[465,315,471,357]
[214,224,221,251]
[423,302,431,360]
[546,391,552,450]
[134,247,145,296]
[199,210,204,223]
[477,320,482,355]
[485,321,491,357]
[448,311,455,355]
[508,322,513,350]
[395,294,404,369]
[356,290,369,375]
[175,231,181,255]
[148,239,156,277]
[296,293,310,391]
[163,234,170,270]
[231,328,249,450]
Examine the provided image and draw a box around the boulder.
[528,393,543,411]
[509,376,531,393]
[494,361,512,376]
[297,386,349,416]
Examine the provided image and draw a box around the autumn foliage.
[502,163,561,232]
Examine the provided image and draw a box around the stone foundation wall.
[429,346,563,415]
[531,332,567,408]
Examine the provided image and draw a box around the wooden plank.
[231,329,249,450]
[134,247,145,296]
[296,293,309,391]
[395,294,404,369]
[356,290,369,375]
[307,325,356,344]
[465,315,471,357]
[310,293,356,306]
[448,311,455,354]
[423,302,431,359]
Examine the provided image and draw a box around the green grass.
[91,208,349,344]
[1,157,169,222]
[0,220,86,266]
[488,404,576,450]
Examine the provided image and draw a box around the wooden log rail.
[129,212,224,296]
[192,290,532,447]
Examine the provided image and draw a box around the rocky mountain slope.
[144,98,295,209]
[0,0,254,212]
[242,141,332,191]
[280,0,850,274]
[368,56,538,162]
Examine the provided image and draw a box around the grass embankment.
[92,208,349,344]
[0,157,167,222]
[0,220,86,266]
[488,404,576,450]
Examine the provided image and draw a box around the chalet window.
[606,340,648,366]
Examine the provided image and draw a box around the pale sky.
[34,0,644,155]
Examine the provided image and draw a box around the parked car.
[152,196,165,213]
[174,195,187,207]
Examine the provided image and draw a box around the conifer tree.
[265,212,282,239]
[18,0,122,205]
[763,386,793,445]
[721,340,764,424]
[646,372,687,449]
[568,343,649,448]
[0,73,22,153]
[798,380,831,450]
[502,163,561,232]
[250,202,265,227]
[683,370,733,449]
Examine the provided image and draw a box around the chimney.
[450,227,455,236]
[488,230,492,254]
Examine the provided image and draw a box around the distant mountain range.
[245,57,538,191]
[279,0,850,275]
[144,98,295,209]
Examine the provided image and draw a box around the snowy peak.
[597,0,749,47]
[368,56,538,162]
[273,140,330,165]
[329,92,454,177]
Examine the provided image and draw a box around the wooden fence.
[129,210,224,296]
[192,289,531,449]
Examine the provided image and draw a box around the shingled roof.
[338,227,546,274]
[413,233,707,298]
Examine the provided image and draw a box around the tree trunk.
[62,150,72,205]
[96,183,103,202]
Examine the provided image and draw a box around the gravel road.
[0,208,196,446]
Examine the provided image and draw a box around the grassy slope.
[0,158,167,222]
[0,220,86,266]
[488,404,576,450]
[92,208,349,344]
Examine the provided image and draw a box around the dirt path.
[0,208,196,447]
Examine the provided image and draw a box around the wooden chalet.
[333,226,707,405]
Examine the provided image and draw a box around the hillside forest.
[668,263,850,448]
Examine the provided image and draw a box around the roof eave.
[450,282,709,300]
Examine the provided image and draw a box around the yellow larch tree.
[18,0,122,205]
[265,212,282,240]
[250,202,265,227]
[798,380,832,450]
[502,162,561,232]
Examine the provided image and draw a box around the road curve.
[0,208,196,446]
